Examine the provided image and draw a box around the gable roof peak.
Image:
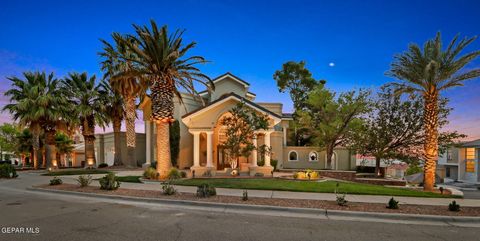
[212,72,250,87]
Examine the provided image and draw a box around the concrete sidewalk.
[47,172,480,207]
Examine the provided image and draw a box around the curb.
[27,187,480,227]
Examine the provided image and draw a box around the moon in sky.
[329,62,335,67]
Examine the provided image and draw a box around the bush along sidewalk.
[0,163,18,178]
[387,197,399,209]
[99,173,120,190]
[49,177,63,186]
[449,201,460,212]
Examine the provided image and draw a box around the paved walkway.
[23,170,480,207]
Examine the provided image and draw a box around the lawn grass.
[116,176,142,183]
[173,178,457,198]
[42,169,111,176]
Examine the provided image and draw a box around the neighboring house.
[437,139,480,184]
[70,132,146,167]
[139,72,356,176]
[385,162,408,179]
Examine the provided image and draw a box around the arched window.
[309,151,318,162]
[288,151,298,162]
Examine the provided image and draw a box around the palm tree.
[55,132,74,167]
[388,32,480,191]
[99,80,125,166]
[15,128,33,167]
[114,20,212,179]
[3,72,68,169]
[99,34,147,167]
[62,72,107,167]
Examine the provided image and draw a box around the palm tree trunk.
[423,91,439,192]
[83,116,96,167]
[45,130,57,169]
[156,121,171,179]
[112,118,123,166]
[125,97,136,167]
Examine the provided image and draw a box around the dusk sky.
[1,0,479,139]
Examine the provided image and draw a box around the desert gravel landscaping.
[39,184,480,217]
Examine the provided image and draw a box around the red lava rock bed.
[39,184,480,217]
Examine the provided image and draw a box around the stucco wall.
[94,132,146,167]
[210,77,247,101]
[281,146,355,171]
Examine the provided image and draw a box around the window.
[446,167,451,177]
[308,151,318,162]
[288,151,298,161]
[466,160,475,173]
[466,148,475,160]
[447,149,453,161]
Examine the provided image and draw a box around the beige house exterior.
[139,73,355,177]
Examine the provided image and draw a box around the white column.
[145,121,151,165]
[264,130,273,167]
[206,131,213,168]
[191,131,200,167]
[251,134,258,167]
[282,125,287,146]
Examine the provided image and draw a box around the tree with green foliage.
[98,80,125,166]
[99,34,147,167]
[112,20,212,179]
[0,123,20,160]
[349,87,464,176]
[62,72,107,167]
[220,102,269,169]
[387,32,480,191]
[298,83,370,169]
[169,120,180,167]
[274,61,322,146]
[15,128,33,166]
[3,72,69,168]
[55,132,74,167]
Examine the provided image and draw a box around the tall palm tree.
[114,20,212,179]
[388,33,480,191]
[99,34,147,167]
[3,72,68,169]
[99,80,125,166]
[62,72,107,167]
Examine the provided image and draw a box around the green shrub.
[387,197,399,209]
[202,170,212,177]
[99,173,120,190]
[448,201,460,212]
[293,172,298,179]
[49,177,63,185]
[196,183,216,198]
[98,163,108,168]
[76,175,92,187]
[167,168,181,180]
[162,181,176,195]
[242,190,248,201]
[406,164,422,176]
[271,159,278,171]
[180,171,187,178]
[0,163,18,178]
[143,167,158,179]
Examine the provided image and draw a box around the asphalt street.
[0,174,479,241]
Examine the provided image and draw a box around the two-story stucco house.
[138,72,356,176]
[438,139,480,183]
